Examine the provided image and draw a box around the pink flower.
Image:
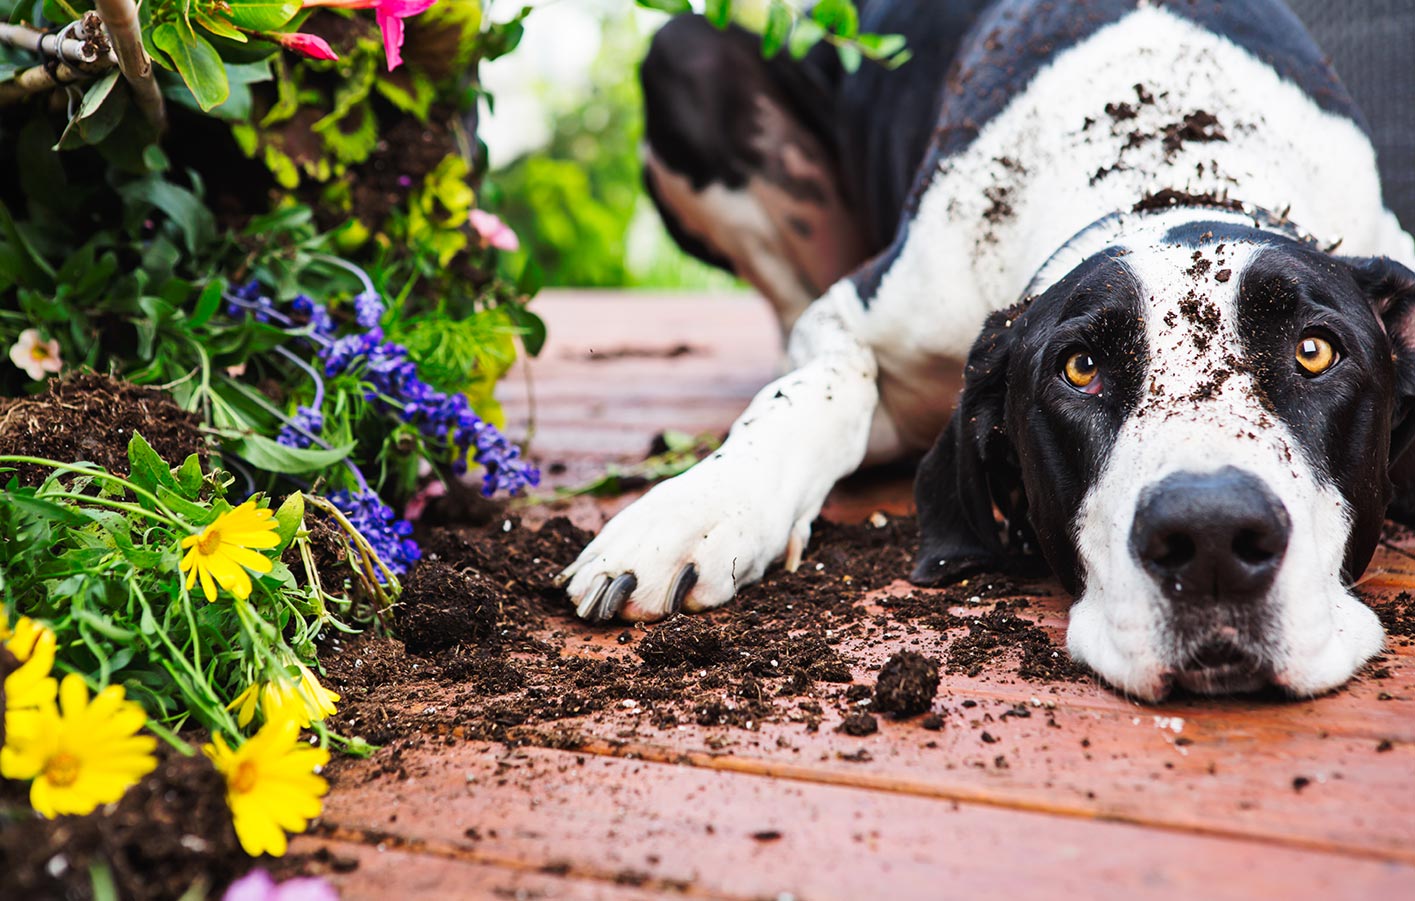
[9,328,62,380]
[402,478,447,522]
[469,209,520,253]
[302,0,437,71]
[277,32,340,62]
[223,869,339,901]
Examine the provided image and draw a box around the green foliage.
[635,0,911,70]
[529,430,720,500]
[0,434,378,746]
[488,11,734,290]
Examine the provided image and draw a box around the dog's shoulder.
[938,0,1361,161]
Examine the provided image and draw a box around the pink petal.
[490,226,519,253]
[377,8,406,70]
[223,869,278,901]
[280,32,340,61]
[375,0,438,16]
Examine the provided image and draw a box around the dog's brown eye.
[1295,335,1337,376]
[1063,352,1101,392]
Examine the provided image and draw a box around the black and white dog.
[559,0,1415,700]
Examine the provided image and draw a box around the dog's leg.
[560,283,879,622]
[640,16,868,332]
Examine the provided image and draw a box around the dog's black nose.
[1131,468,1291,601]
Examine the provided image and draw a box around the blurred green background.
[479,2,741,290]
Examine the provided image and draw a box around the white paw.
[558,459,812,623]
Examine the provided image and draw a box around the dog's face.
[914,218,1415,700]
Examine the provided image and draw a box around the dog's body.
[561,0,1415,699]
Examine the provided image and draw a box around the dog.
[558,0,1415,701]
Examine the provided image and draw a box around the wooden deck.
[296,291,1415,900]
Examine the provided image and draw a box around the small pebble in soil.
[920,713,945,731]
[1376,740,1393,753]
[838,713,879,736]
[1292,776,1312,792]
[872,651,941,719]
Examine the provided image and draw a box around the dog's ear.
[1346,256,1415,521]
[911,308,1030,586]
[1347,256,1415,457]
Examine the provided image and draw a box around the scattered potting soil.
[314,510,1085,775]
[0,746,247,901]
[0,373,207,486]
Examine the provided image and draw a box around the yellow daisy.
[228,663,340,729]
[205,715,330,857]
[1,673,157,818]
[3,616,59,742]
[179,500,280,602]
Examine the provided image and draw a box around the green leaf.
[176,453,205,499]
[192,8,248,42]
[152,21,230,112]
[704,0,732,29]
[855,32,907,58]
[221,432,357,475]
[157,484,216,524]
[810,0,857,38]
[506,303,546,357]
[223,0,300,31]
[273,492,304,553]
[634,0,692,12]
[117,176,216,255]
[761,3,792,58]
[55,71,128,150]
[127,431,179,496]
[837,43,862,73]
[788,19,826,59]
[189,278,225,328]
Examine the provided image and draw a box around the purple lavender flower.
[276,405,324,449]
[328,487,421,578]
[225,281,280,323]
[291,294,336,343]
[318,333,539,496]
[353,290,385,329]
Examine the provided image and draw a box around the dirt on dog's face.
[914,218,1415,700]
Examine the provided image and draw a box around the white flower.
[9,329,63,381]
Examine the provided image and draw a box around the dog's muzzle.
[1130,467,1291,692]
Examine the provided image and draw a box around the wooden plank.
[317,742,1415,901]
[509,582,1415,860]
[290,836,676,901]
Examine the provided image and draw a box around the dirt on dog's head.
[913,210,1415,701]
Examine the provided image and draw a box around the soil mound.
[0,373,205,484]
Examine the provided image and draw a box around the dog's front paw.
[558,462,811,623]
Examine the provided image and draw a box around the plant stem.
[93,0,164,131]
[0,59,92,105]
[0,22,110,66]
[0,455,187,524]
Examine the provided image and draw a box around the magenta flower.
[223,869,339,901]
[276,32,340,61]
[302,0,437,71]
[469,209,519,252]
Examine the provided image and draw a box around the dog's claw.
[668,564,698,613]
[601,573,638,620]
[578,574,613,622]
[784,518,811,572]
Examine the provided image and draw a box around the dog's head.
[913,215,1415,700]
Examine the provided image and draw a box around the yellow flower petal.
[205,714,328,858]
[220,545,276,575]
[7,674,155,819]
